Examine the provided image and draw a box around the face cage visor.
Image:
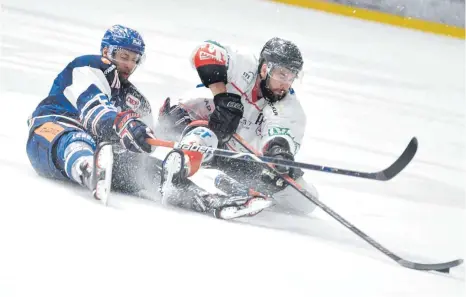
[265,61,303,85]
[107,45,146,75]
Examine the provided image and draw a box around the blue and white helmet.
[100,24,146,65]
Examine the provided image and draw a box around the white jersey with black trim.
[180,41,307,156]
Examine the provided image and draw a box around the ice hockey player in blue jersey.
[26,24,155,203]
[25,24,272,218]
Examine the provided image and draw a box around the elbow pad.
[196,64,228,87]
[192,41,228,87]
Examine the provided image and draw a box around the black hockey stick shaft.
[231,135,463,273]
[146,136,418,181]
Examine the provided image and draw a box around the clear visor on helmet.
[266,62,303,85]
[107,45,146,68]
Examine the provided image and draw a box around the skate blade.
[219,199,274,220]
[93,144,113,206]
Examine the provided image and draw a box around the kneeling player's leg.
[26,121,96,186]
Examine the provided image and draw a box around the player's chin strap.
[147,120,418,182]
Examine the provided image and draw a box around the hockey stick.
[146,136,417,182]
[231,133,463,273]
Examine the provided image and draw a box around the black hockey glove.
[261,138,304,188]
[114,110,154,153]
[158,97,192,135]
[208,92,244,144]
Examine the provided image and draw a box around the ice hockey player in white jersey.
[26,24,156,204]
[158,37,318,215]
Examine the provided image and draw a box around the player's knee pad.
[26,122,95,180]
[55,130,96,179]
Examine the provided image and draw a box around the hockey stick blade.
[302,183,463,273]
[308,136,418,181]
[231,132,418,181]
[374,137,418,181]
[398,258,464,273]
[230,135,463,273]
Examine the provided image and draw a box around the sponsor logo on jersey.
[104,64,116,75]
[242,71,254,84]
[255,112,264,125]
[126,94,140,110]
[194,43,227,67]
[199,51,217,61]
[204,98,212,112]
[268,102,278,116]
[255,125,262,136]
[34,122,65,142]
[268,127,291,137]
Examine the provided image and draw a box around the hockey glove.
[114,110,154,153]
[208,92,244,144]
[158,97,192,134]
[261,138,303,188]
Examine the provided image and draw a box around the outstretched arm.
[191,40,244,144]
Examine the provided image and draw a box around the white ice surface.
[0,0,464,296]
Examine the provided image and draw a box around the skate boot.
[74,142,114,205]
[192,190,273,220]
[159,149,192,205]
